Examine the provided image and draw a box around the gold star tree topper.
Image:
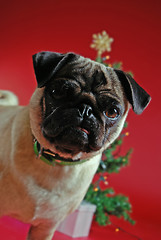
[90,31,114,58]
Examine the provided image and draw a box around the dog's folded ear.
[32,51,76,88]
[114,69,151,114]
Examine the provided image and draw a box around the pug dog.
[0,51,151,240]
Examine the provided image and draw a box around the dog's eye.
[52,88,65,99]
[105,107,119,119]
[51,85,68,99]
[51,81,81,100]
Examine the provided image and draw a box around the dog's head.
[30,51,151,160]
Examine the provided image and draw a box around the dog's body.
[0,52,150,240]
[0,104,101,238]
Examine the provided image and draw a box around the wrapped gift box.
[57,201,96,238]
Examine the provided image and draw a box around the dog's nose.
[78,104,93,118]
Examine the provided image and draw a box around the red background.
[0,0,161,239]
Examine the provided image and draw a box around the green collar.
[34,140,88,166]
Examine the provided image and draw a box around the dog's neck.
[33,140,89,166]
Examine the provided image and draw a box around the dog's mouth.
[57,127,91,153]
[42,125,95,155]
[77,127,90,135]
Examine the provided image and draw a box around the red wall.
[1,0,161,231]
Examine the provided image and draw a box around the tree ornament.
[90,30,114,58]
[115,228,120,232]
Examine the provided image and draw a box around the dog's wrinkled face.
[30,52,151,160]
[42,66,128,156]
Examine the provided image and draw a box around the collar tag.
[34,141,55,166]
[33,140,88,166]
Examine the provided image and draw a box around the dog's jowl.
[0,52,151,240]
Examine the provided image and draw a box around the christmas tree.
[84,31,135,226]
